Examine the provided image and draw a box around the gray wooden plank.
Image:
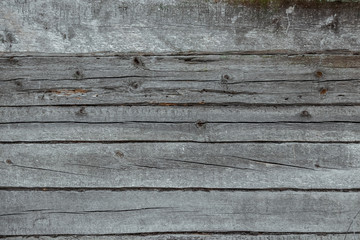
[1,54,359,106]
[1,105,360,123]
[2,55,360,82]
[4,78,359,105]
[0,122,359,142]
[3,235,360,240]
[1,190,360,235]
[1,143,360,189]
[1,0,360,53]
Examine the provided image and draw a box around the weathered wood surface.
[2,122,360,142]
[1,191,360,235]
[2,0,360,238]
[1,53,360,236]
[4,235,360,240]
[1,0,360,53]
[1,143,360,189]
[2,105,360,123]
[1,55,360,106]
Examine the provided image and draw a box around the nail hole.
[315,164,320,168]
[196,120,206,128]
[130,82,139,89]
[300,110,311,118]
[132,57,146,69]
[315,71,323,78]
[6,159,12,164]
[73,70,84,79]
[115,151,124,158]
[133,57,140,65]
[320,88,328,95]
[76,107,87,116]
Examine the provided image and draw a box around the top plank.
[1,0,360,54]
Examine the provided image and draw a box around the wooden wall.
[1,0,360,239]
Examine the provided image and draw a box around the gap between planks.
[1,50,360,58]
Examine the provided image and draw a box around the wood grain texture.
[1,105,360,123]
[3,235,360,240]
[1,143,360,189]
[1,122,360,142]
[1,0,360,53]
[1,54,360,106]
[2,0,360,237]
[1,190,360,235]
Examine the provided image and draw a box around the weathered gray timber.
[2,0,360,239]
[1,55,360,106]
[1,105,360,123]
[1,191,360,235]
[1,0,360,53]
[4,235,360,240]
[1,143,360,189]
[1,122,360,142]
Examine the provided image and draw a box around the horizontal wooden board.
[1,0,360,53]
[2,55,360,82]
[1,143,360,189]
[1,55,360,106]
[1,190,360,235]
[2,105,360,123]
[3,235,360,240]
[4,78,359,106]
[1,122,359,142]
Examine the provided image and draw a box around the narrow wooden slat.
[1,55,360,106]
[1,190,360,235]
[1,105,360,123]
[5,78,360,106]
[0,122,359,142]
[3,235,360,240]
[1,143,360,189]
[2,55,360,82]
[1,0,360,53]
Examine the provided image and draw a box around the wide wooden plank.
[3,235,360,240]
[1,190,360,235]
[1,143,360,189]
[1,55,360,106]
[2,105,360,123]
[1,122,359,142]
[1,0,360,53]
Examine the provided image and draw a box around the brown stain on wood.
[289,55,360,69]
[321,56,360,68]
[315,71,323,78]
[159,103,182,106]
[320,88,328,95]
[49,89,90,96]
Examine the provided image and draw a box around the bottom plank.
[2,235,360,240]
[1,190,360,235]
